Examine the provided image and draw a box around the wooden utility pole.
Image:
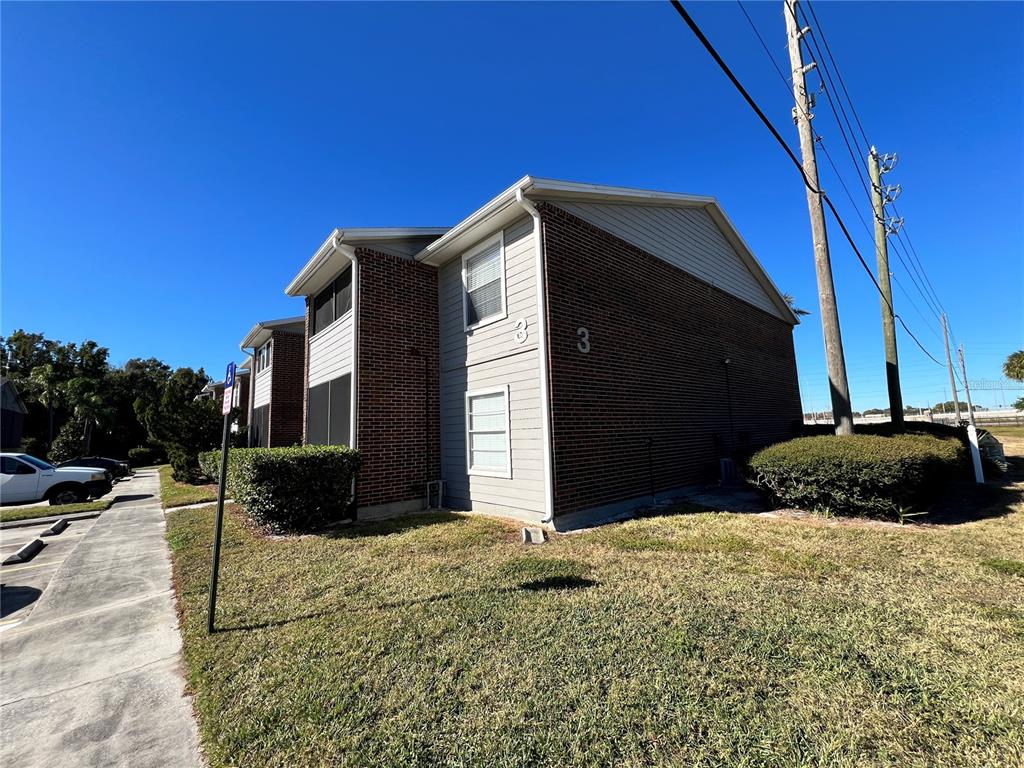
[942,313,962,422]
[869,147,903,427]
[784,0,854,435]
[958,344,977,428]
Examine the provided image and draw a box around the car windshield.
[20,454,55,471]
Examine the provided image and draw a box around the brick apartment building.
[284,177,802,530]
[239,317,306,448]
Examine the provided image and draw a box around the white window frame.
[465,384,512,479]
[257,340,272,372]
[461,231,507,332]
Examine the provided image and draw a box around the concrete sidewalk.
[0,469,203,767]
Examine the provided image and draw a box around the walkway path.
[0,468,204,767]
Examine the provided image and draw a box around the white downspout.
[515,189,555,525]
[348,248,360,513]
[349,249,359,451]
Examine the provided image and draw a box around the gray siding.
[252,365,272,408]
[308,309,353,388]
[554,201,784,319]
[438,216,546,521]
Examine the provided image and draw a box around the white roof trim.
[239,316,305,351]
[415,176,799,324]
[285,227,449,297]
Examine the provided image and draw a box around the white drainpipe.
[349,248,359,452]
[515,189,555,525]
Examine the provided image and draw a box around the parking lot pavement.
[0,517,98,631]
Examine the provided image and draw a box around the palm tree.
[783,294,811,317]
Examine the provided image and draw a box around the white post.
[966,425,985,484]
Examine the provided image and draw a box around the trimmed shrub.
[748,434,965,519]
[228,446,361,533]
[48,419,85,463]
[198,449,222,483]
[128,445,166,467]
[168,445,207,484]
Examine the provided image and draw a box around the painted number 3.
[577,327,590,354]
[513,318,529,344]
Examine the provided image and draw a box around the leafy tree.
[1004,350,1024,382]
[99,358,172,457]
[63,376,115,454]
[49,419,86,463]
[932,400,985,413]
[1,330,179,460]
[138,367,223,482]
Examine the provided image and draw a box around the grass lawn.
[168,482,1024,766]
[159,465,219,509]
[0,498,112,524]
[986,424,1024,440]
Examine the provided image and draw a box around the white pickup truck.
[0,453,113,506]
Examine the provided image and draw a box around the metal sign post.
[207,362,235,634]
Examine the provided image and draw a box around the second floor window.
[256,340,272,372]
[463,234,505,330]
[312,266,353,336]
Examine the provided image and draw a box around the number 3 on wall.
[577,327,590,354]
[513,318,529,344]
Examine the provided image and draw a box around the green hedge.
[198,449,222,484]
[199,445,361,533]
[128,445,166,467]
[748,434,965,520]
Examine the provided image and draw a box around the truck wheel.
[48,485,87,505]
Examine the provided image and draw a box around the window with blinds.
[466,386,510,477]
[312,265,354,336]
[462,235,505,330]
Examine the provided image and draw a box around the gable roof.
[415,176,799,324]
[0,378,28,415]
[285,228,449,298]
[239,316,305,351]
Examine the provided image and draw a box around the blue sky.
[2,1,1021,411]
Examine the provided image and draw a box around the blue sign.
[224,362,236,388]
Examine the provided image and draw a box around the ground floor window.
[465,385,511,478]
[307,374,351,446]
[249,404,269,448]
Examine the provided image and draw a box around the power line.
[787,1,872,201]
[791,2,958,355]
[890,202,948,315]
[673,1,945,367]
[804,0,871,150]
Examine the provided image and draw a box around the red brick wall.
[355,248,440,508]
[540,203,803,518]
[268,330,305,448]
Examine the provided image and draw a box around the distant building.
[0,377,28,451]
[239,318,305,448]
[196,363,250,433]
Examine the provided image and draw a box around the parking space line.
[0,559,66,574]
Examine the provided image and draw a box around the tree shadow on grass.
[925,456,1024,526]
[321,511,470,540]
[213,574,599,633]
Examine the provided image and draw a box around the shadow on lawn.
[322,511,468,540]
[924,455,1024,525]
[214,575,599,634]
